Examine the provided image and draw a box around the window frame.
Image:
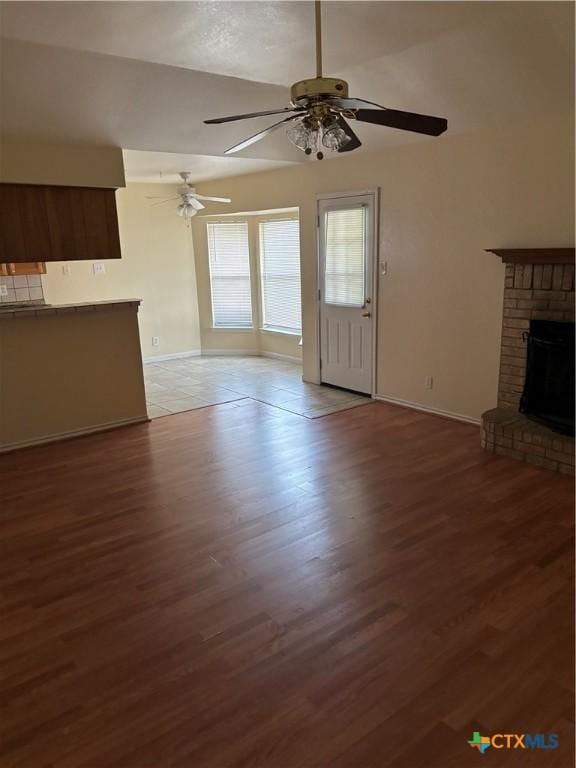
[206,218,254,330]
[257,214,302,336]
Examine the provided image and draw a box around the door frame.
[314,188,380,397]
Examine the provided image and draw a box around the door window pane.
[324,206,366,307]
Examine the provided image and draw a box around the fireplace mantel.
[486,248,575,265]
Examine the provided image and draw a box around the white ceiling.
[0,1,499,85]
[0,1,573,179]
[122,149,296,184]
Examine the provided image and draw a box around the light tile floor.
[144,356,370,419]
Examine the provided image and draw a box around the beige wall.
[0,140,125,187]
[42,183,202,359]
[192,112,574,421]
[192,213,302,360]
[0,304,147,451]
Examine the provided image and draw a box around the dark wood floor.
[1,400,573,767]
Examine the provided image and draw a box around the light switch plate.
[0,285,8,297]
[62,265,72,276]
[93,263,106,275]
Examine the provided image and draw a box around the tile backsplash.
[0,274,45,304]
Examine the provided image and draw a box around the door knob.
[361,311,371,318]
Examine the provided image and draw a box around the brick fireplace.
[481,248,575,474]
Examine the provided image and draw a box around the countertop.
[0,299,142,319]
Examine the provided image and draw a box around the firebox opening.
[520,319,575,436]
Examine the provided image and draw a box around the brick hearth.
[481,408,574,474]
[482,251,575,474]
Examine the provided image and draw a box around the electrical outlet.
[152,336,160,347]
[425,376,434,390]
[62,265,72,276]
[92,263,106,275]
[0,285,8,297]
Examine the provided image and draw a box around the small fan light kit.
[205,0,447,159]
[146,172,232,224]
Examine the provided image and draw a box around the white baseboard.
[373,395,480,426]
[200,348,260,356]
[0,416,149,454]
[145,349,301,363]
[143,350,201,363]
[261,351,302,363]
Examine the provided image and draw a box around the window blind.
[207,221,253,328]
[259,218,302,333]
[324,206,366,307]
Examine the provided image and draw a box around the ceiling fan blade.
[192,194,232,203]
[356,107,447,136]
[333,115,362,153]
[224,115,299,155]
[150,197,180,206]
[204,107,300,124]
[186,198,205,210]
[327,97,385,111]
[328,97,447,136]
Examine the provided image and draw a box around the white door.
[318,193,375,394]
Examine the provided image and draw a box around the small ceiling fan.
[204,0,447,159]
[146,172,232,220]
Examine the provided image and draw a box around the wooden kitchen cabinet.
[0,262,46,276]
[0,184,121,263]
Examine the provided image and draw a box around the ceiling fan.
[204,0,447,159]
[146,172,232,220]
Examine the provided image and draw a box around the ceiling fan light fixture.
[286,119,318,153]
[321,119,351,151]
[176,203,198,219]
[287,117,348,158]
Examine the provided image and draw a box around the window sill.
[260,326,302,337]
[210,326,255,332]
